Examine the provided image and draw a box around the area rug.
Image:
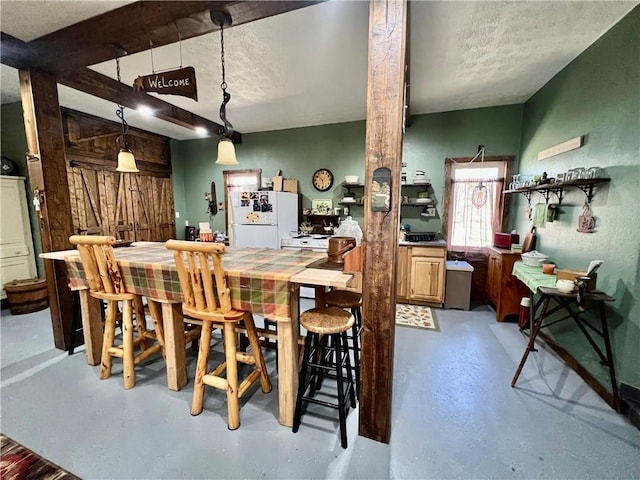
[0,434,80,480]
[396,304,439,331]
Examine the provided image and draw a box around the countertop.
[399,239,447,247]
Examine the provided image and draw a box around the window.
[443,157,512,253]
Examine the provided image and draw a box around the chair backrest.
[165,240,231,314]
[69,235,125,295]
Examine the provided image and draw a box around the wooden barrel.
[4,277,49,315]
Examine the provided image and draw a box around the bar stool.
[69,235,164,389]
[293,307,356,449]
[324,289,362,399]
[166,240,272,430]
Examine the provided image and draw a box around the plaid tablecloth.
[64,242,326,322]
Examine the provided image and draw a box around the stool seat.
[324,290,362,308]
[301,307,354,334]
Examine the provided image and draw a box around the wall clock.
[312,168,334,192]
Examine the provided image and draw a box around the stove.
[281,235,330,252]
[404,231,438,242]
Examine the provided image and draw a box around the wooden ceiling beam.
[2,32,239,141]
[19,1,323,74]
[57,68,241,143]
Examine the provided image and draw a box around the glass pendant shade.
[472,184,487,208]
[216,138,238,165]
[116,149,139,172]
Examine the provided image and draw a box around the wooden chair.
[165,240,272,430]
[69,235,164,389]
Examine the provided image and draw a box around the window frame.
[442,155,515,252]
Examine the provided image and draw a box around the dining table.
[40,241,356,426]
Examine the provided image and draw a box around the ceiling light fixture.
[472,145,487,208]
[114,49,139,173]
[211,11,238,165]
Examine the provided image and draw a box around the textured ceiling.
[1,1,638,141]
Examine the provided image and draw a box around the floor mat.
[1,434,80,480]
[395,304,439,331]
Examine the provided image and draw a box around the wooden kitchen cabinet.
[397,245,409,299]
[486,246,529,322]
[396,245,446,306]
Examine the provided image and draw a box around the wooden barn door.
[64,108,175,242]
[67,167,175,241]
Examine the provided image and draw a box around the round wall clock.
[312,168,334,192]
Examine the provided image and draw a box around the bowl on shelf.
[345,175,359,184]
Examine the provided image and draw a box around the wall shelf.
[504,178,610,205]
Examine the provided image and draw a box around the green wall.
[513,7,640,390]
[171,104,523,237]
[0,102,44,275]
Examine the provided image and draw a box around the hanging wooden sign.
[133,67,198,100]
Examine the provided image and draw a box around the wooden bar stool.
[293,307,356,449]
[69,235,164,389]
[324,289,362,399]
[166,240,272,430]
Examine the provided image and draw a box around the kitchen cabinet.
[396,245,445,306]
[0,176,37,299]
[486,246,530,322]
[397,245,409,299]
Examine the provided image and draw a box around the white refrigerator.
[229,190,299,249]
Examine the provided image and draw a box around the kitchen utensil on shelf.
[345,175,359,184]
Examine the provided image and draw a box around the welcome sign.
[133,66,198,100]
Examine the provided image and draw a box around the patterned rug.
[0,434,80,480]
[396,304,439,331]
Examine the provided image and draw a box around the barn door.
[67,166,175,241]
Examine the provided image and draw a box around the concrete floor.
[1,301,639,479]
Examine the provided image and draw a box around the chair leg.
[350,319,360,400]
[223,323,240,430]
[243,313,272,394]
[335,332,348,449]
[293,332,314,433]
[100,300,117,380]
[147,300,166,359]
[132,296,151,351]
[191,320,213,416]
[121,299,135,389]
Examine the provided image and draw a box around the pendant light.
[472,145,487,208]
[211,11,238,165]
[114,51,139,173]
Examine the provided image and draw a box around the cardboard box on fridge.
[272,176,298,193]
[556,269,597,291]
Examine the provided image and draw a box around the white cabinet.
[0,176,37,298]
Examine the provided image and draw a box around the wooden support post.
[359,0,407,444]
[19,68,76,350]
